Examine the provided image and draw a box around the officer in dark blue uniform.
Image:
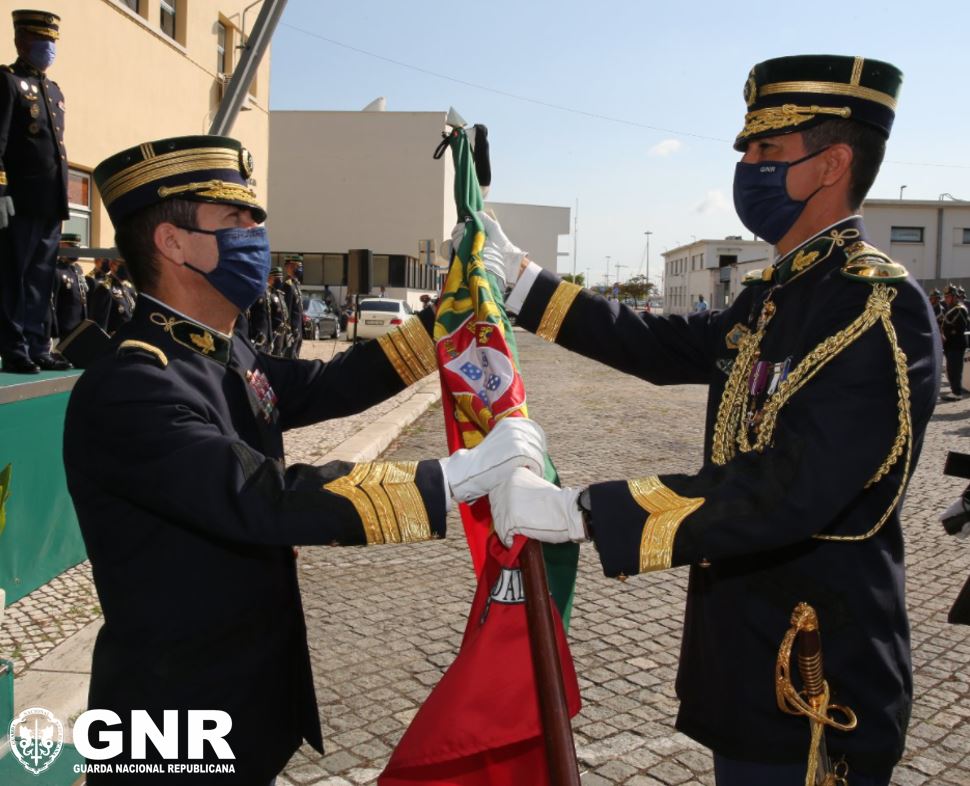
[939,283,968,400]
[246,284,272,351]
[84,257,109,292]
[282,254,304,358]
[51,231,87,339]
[268,265,289,355]
[64,135,547,785]
[487,56,941,786]
[88,258,135,335]
[0,10,69,372]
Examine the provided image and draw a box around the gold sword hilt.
[776,603,858,786]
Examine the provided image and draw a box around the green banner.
[0,392,86,605]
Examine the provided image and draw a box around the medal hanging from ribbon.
[245,368,278,423]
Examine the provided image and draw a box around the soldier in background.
[89,259,135,335]
[268,266,289,356]
[85,257,109,292]
[940,283,968,401]
[247,284,272,351]
[51,231,87,340]
[0,10,70,373]
[282,254,304,358]
[928,288,943,322]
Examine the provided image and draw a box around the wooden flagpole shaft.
[520,539,582,786]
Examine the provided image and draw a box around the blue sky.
[269,0,968,288]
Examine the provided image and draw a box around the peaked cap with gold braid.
[93,135,266,226]
[735,55,902,151]
[12,9,59,40]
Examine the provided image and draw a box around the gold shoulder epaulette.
[117,340,168,368]
[841,242,908,283]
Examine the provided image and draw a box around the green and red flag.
[378,118,581,786]
[430,119,579,625]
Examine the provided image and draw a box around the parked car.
[302,298,340,340]
[347,298,413,340]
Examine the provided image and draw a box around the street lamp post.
[899,185,907,200]
[644,230,652,290]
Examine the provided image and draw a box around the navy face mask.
[732,146,829,244]
[178,225,271,312]
[26,40,56,71]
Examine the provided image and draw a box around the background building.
[19,0,271,248]
[484,202,570,275]
[662,237,771,315]
[862,198,970,291]
[268,108,570,306]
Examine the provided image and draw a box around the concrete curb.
[319,375,441,464]
[9,373,443,737]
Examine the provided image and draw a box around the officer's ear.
[153,221,188,267]
[819,143,853,188]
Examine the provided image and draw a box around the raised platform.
[0,369,86,606]
[0,369,81,405]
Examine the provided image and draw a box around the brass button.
[698,558,711,568]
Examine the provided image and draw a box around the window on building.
[216,21,228,74]
[963,228,970,245]
[64,169,92,245]
[160,0,177,39]
[890,226,924,243]
[121,0,140,12]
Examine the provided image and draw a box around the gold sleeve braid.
[628,477,705,572]
[324,461,433,544]
[536,281,583,343]
[377,317,438,386]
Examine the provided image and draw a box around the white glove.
[0,196,15,230]
[941,487,970,539]
[489,467,587,547]
[440,219,467,264]
[440,417,547,505]
[476,211,527,286]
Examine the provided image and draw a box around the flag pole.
[520,540,582,786]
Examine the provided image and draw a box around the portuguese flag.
[431,122,579,627]
[378,120,581,786]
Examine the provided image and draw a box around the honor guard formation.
[2,6,968,784]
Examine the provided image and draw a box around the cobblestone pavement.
[282,330,970,786]
[2,332,969,785]
[0,337,429,674]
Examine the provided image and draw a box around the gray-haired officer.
[0,10,69,372]
[65,135,546,785]
[51,231,87,339]
[485,55,939,786]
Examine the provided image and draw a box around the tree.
[562,273,585,286]
[618,274,653,307]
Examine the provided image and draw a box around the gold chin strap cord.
[776,603,858,786]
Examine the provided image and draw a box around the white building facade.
[861,199,970,290]
[267,110,570,306]
[662,238,772,316]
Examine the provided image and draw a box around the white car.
[348,298,414,340]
